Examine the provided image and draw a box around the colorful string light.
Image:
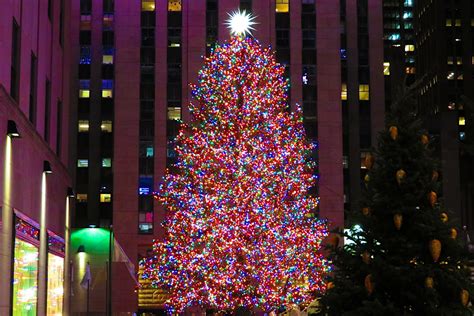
[142,36,330,313]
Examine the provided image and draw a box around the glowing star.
[225,10,257,37]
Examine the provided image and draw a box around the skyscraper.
[414,0,474,226]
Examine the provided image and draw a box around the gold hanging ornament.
[425,276,434,289]
[440,212,448,223]
[421,134,430,146]
[389,126,399,140]
[396,169,406,185]
[428,191,437,207]
[361,251,371,264]
[432,170,439,182]
[364,153,375,170]
[461,289,470,307]
[362,207,371,216]
[364,174,370,187]
[326,282,335,290]
[450,228,458,239]
[429,239,442,262]
[393,213,403,230]
[365,274,374,295]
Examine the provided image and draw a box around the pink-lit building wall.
[0,0,72,314]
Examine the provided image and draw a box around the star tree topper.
[225,10,257,37]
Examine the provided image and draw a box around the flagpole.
[107,225,113,316]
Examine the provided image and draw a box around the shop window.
[77,159,89,167]
[47,254,64,315]
[341,83,347,100]
[275,0,289,12]
[12,239,39,315]
[100,193,112,203]
[383,62,390,76]
[359,84,369,101]
[78,120,89,132]
[167,107,181,120]
[102,158,112,167]
[77,194,88,202]
[101,120,113,132]
[168,0,181,11]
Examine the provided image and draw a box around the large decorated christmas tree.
[318,94,473,315]
[141,13,330,314]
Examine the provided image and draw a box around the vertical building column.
[37,172,48,316]
[252,0,274,47]
[368,0,385,142]
[0,136,13,314]
[316,0,344,229]
[63,195,71,316]
[346,0,361,214]
[182,0,206,122]
[154,0,168,240]
[113,0,140,312]
[289,0,302,109]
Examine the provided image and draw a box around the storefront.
[12,216,40,316]
[11,212,65,316]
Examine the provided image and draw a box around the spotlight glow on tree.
[141,35,330,313]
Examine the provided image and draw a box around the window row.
[77,158,112,168]
[78,120,113,132]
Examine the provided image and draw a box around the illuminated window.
[102,55,113,64]
[383,62,390,76]
[167,107,181,120]
[404,0,413,6]
[79,89,90,98]
[80,15,91,30]
[405,67,416,74]
[446,19,452,27]
[77,193,87,202]
[77,159,88,167]
[102,80,113,98]
[78,120,89,132]
[448,56,454,65]
[456,57,462,65]
[47,254,64,316]
[80,46,91,64]
[459,117,466,126]
[447,72,455,80]
[472,19,474,27]
[359,84,370,101]
[388,33,400,41]
[460,132,466,140]
[404,44,415,52]
[102,158,112,167]
[141,0,155,11]
[146,146,154,157]
[341,83,347,100]
[101,120,112,132]
[472,56,474,65]
[275,0,289,12]
[168,0,181,11]
[100,193,111,203]
[403,11,412,19]
[79,80,90,98]
[455,19,461,27]
[103,14,114,29]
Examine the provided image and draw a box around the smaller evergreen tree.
[317,95,473,315]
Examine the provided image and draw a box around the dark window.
[59,0,64,46]
[80,0,92,14]
[240,0,252,12]
[142,28,155,46]
[44,80,51,142]
[80,31,91,45]
[141,47,155,65]
[29,53,38,125]
[11,19,20,101]
[206,0,217,11]
[48,0,53,21]
[102,31,114,46]
[103,0,114,13]
[56,101,62,155]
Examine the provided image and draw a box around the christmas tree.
[317,94,473,315]
[141,34,329,313]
